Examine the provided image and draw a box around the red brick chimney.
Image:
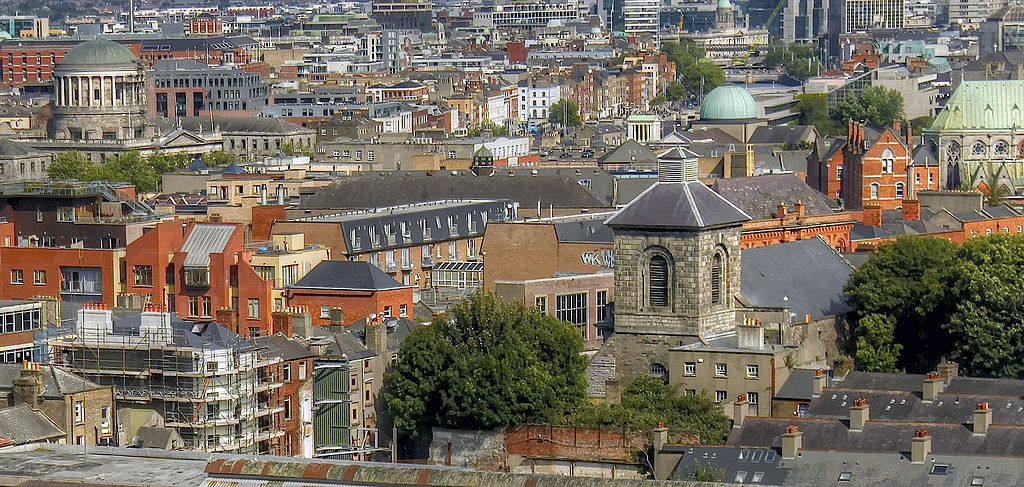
[794,201,806,218]
[863,204,883,227]
[892,120,901,134]
[902,199,920,221]
[906,124,913,148]
[777,202,788,219]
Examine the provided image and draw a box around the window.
[201,297,211,317]
[734,472,747,483]
[284,396,291,419]
[648,254,669,307]
[715,363,727,377]
[880,148,894,173]
[133,265,153,286]
[929,173,935,184]
[746,364,759,378]
[247,298,259,319]
[715,391,727,403]
[896,182,905,198]
[751,472,764,483]
[555,292,588,337]
[299,361,307,380]
[971,141,987,157]
[188,296,199,317]
[74,401,84,424]
[400,304,408,317]
[869,183,880,199]
[971,476,985,486]
[747,392,758,405]
[33,270,45,285]
[448,241,457,259]
[711,252,723,305]
[535,296,547,313]
[383,305,392,318]
[36,209,42,222]
[684,362,696,375]
[596,290,609,322]
[283,363,291,382]
[649,363,666,377]
[10,269,22,285]
[930,464,949,475]
[916,173,921,184]
[320,305,330,319]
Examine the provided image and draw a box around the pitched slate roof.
[290,261,409,291]
[253,334,314,362]
[0,364,104,398]
[605,181,750,229]
[346,317,423,353]
[0,138,39,157]
[775,368,832,401]
[179,117,313,135]
[0,405,64,444]
[748,125,818,145]
[597,139,658,165]
[712,174,838,220]
[180,224,236,267]
[740,237,853,319]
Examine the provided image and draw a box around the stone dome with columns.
[50,39,150,142]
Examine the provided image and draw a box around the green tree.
[691,460,726,482]
[845,236,958,373]
[665,81,687,101]
[765,44,820,81]
[661,40,725,96]
[909,115,935,134]
[649,95,667,107]
[382,293,587,437]
[146,151,191,175]
[548,99,582,128]
[795,94,841,135]
[98,150,160,192]
[941,235,1024,378]
[854,314,904,373]
[47,151,95,181]
[468,122,510,137]
[202,150,238,167]
[832,86,906,128]
[280,141,313,156]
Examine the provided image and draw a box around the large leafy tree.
[795,94,841,135]
[47,151,97,180]
[854,314,903,373]
[661,41,724,96]
[382,293,587,437]
[47,149,196,192]
[845,236,957,373]
[765,44,819,81]
[832,86,905,128]
[547,99,582,128]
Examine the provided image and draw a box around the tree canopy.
[661,41,725,96]
[795,93,841,136]
[47,150,237,193]
[845,235,1024,378]
[764,44,820,81]
[832,86,906,128]
[548,99,582,128]
[554,375,732,445]
[382,293,588,436]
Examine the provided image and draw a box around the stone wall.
[428,427,506,471]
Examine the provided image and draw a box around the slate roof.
[775,369,831,401]
[307,325,376,361]
[835,371,927,393]
[290,261,409,291]
[179,117,314,135]
[552,216,615,243]
[180,224,236,267]
[808,386,1024,424]
[346,317,423,353]
[0,364,104,399]
[946,377,1024,396]
[712,174,839,220]
[747,125,818,145]
[110,313,253,351]
[740,237,853,319]
[597,139,658,165]
[606,181,750,229]
[253,334,314,362]
[0,138,39,157]
[299,173,607,209]
[0,405,64,444]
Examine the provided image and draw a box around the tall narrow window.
[711,253,723,305]
[649,255,668,307]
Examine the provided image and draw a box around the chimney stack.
[734,394,749,428]
[812,369,827,396]
[737,317,764,349]
[863,204,883,227]
[973,402,992,436]
[12,362,44,409]
[911,428,931,464]
[937,361,958,381]
[777,202,788,219]
[654,422,668,452]
[902,199,920,221]
[794,201,805,218]
[892,120,901,134]
[782,425,803,459]
[605,377,621,405]
[367,314,388,355]
[923,372,944,402]
[906,124,913,149]
[850,398,869,432]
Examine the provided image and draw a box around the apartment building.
[624,0,661,36]
[249,234,331,315]
[286,261,413,327]
[271,200,509,289]
[485,0,589,29]
[494,272,614,343]
[149,59,269,117]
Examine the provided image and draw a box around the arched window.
[995,141,1010,157]
[880,148,894,173]
[972,141,987,157]
[946,141,961,163]
[711,252,723,305]
[649,363,667,378]
[870,183,880,199]
[649,255,669,307]
[896,182,905,198]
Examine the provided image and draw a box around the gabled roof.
[0,405,64,444]
[180,224,236,267]
[0,138,38,156]
[605,181,750,229]
[712,174,839,220]
[930,80,1024,131]
[290,261,409,291]
[0,364,105,398]
[740,237,853,319]
[597,139,658,165]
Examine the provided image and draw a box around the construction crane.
[764,0,789,32]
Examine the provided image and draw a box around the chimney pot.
[850,398,869,431]
[923,373,945,402]
[812,369,827,396]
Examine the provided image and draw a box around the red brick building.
[253,334,315,457]
[0,246,122,304]
[285,261,414,327]
[841,122,941,210]
[188,14,224,36]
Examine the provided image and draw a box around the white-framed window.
[535,296,547,313]
[133,265,153,286]
[33,270,45,285]
[684,362,696,375]
[880,149,894,173]
[747,392,759,405]
[649,363,667,377]
[57,207,75,222]
[10,269,22,285]
[746,364,759,378]
[896,182,905,199]
[715,363,727,377]
[870,183,880,199]
[283,363,291,382]
[247,298,259,319]
[74,401,84,424]
[299,361,307,380]
[555,292,588,337]
[715,390,727,403]
[383,305,392,318]
[320,305,330,319]
[596,290,609,322]
[400,304,408,317]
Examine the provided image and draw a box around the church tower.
[589,147,749,393]
[715,0,735,30]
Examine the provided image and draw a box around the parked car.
[581,149,594,158]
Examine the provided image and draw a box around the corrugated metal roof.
[181,224,236,267]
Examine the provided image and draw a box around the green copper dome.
[699,83,758,121]
[59,39,140,67]
[717,0,733,9]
